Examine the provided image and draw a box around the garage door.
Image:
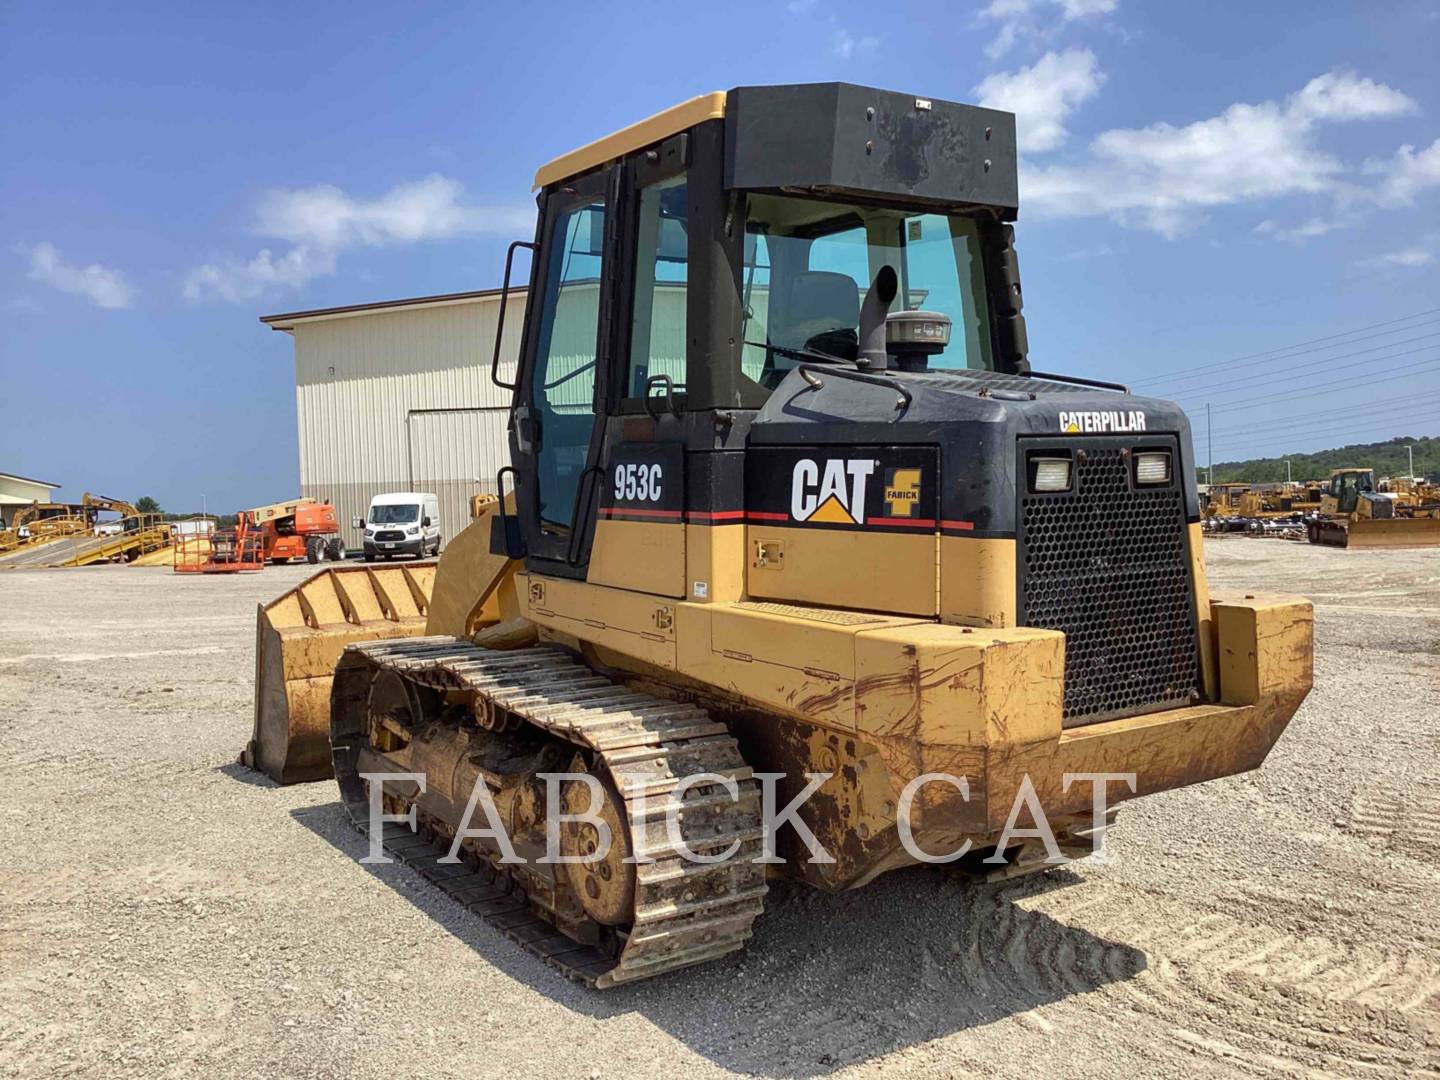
[407,408,509,545]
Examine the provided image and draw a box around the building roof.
[0,471,60,489]
[260,287,527,332]
[533,91,726,190]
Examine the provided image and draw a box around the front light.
[406,525,420,535]
[1135,451,1172,484]
[1032,457,1072,492]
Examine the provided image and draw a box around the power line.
[1215,417,1440,455]
[1213,419,1440,455]
[1203,357,1440,416]
[1132,306,1440,386]
[1208,393,1440,439]
[1154,334,1440,399]
[1148,318,1440,393]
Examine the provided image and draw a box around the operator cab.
[1327,468,1376,515]
[496,84,1029,567]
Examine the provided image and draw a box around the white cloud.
[252,175,531,250]
[1365,138,1440,207]
[832,28,881,59]
[975,48,1104,153]
[1058,243,1115,260]
[183,175,532,304]
[25,242,134,309]
[1253,216,1339,241]
[1020,70,1418,237]
[980,0,1117,59]
[1358,247,1434,269]
[1288,71,1416,122]
[182,246,336,304]
[1055,0,1116,14]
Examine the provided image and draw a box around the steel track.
[330,637,768,988]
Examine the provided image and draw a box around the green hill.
[1204,435,1440,485]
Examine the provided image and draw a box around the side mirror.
[351,516,364,529]
[422,516,432,528]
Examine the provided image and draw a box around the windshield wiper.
[743,341,847,365]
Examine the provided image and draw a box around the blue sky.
[2,1,1437,509]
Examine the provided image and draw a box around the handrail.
[492,240,536,391]
[1022,369,1130,393]
[797,364,912,416]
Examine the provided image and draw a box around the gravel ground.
[1,541,1437,1079]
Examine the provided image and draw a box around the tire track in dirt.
[718,879,1150,1071]
[1026,885,1440,1075]
[1349,781,1440,864]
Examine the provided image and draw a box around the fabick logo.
[790,459,877,525]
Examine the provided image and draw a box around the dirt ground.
[2,540,1437,1079]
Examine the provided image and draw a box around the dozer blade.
[1342,516,1440,549]
[244,562,436,784]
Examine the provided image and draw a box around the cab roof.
[533,92,725,190]
[531,84,1018,214]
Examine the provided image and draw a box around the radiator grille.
[374,530,407,542]
[1020,444,1200,727]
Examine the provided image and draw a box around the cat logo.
[790,459,877,525]
[1059,409,1148,434]
[883,468,922,517]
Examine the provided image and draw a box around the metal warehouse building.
[265,280,693,551]
[262,290,529,550]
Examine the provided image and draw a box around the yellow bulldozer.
[1307,467,1440,548]
[243,84,1314,988]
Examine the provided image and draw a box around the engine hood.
[746,366,1201,537]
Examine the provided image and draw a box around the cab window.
[532,198,606,531]
[625,175,688,404]
[738,194,995,394]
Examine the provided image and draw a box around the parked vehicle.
[356,492,440,560]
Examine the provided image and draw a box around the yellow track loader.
[1307,467,1440,548]
[247,84,1313,988]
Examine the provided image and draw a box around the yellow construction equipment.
[1308,467,1440,548]
[0,493,169,568]
[243,561,439,783]
[81,491,140,518]
[248,84,1314,987]
[0,501,88,554]
[243,495,513,781]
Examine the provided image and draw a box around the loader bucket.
[1342,516,1440,549]
[243,562,436,784]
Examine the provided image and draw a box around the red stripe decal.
[600,507,683,519]
[686,510,747,522]
[940,520,976,532]
[746,511,790,521]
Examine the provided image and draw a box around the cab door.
[511,167,619,573]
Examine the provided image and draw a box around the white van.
[356,492,441,561]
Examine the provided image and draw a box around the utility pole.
[1286,458,1291,484]
[201,493,206,521]
[1207,403,1213,485]
[1409,443,1415,480]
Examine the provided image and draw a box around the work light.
[1135,451,1172,485]
[1031,457,1072,492]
